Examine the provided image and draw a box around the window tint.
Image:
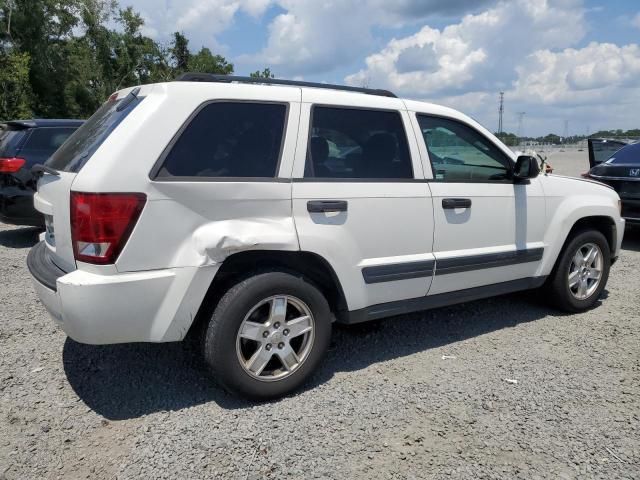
[157,102,287,178]
[47,91,143,173]
[0,128,26,157]
[305,107,413,179]
[418,115,511,182]
[590,139,627,165]
[605,142,640,165]
[24,128,76,151]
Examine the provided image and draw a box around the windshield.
[605,142,640,165]
[46,91,143,172]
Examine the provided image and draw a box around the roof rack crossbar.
[174,73,397,98]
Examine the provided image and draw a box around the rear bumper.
[0,185,42,226]
[27,241,218,345]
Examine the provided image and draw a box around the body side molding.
[343,276,547,324]
[362,259,435,284]
[435,248,544,276]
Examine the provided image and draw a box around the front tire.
[202,271,332,400]
[546,229,611,312]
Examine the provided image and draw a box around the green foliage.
[589,129,640,139]
[188,47,233,75]
[250,68,274,79]
[0,50,32,119]
[170,32,190,73]
[0,0,262,121]
[495,132,518,146]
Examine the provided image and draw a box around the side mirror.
[513,155,540,181]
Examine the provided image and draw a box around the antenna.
[498,92,504,134]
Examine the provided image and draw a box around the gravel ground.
[1,152,639,479]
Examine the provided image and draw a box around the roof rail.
[174,73,397,98]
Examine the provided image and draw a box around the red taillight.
[0,157,26,173]
[70,192,146,265]
[581,172,590,178]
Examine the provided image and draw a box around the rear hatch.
[35,89,144,272]
[0,123,31,184]
[1,123,79,189]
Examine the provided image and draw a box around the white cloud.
[120,0,640,134]
[123,0,272,50]
[346,0,586,96]
[239,0,498,76]
[345,0,640,135]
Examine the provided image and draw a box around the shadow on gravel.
[622,226,640,252]
[63,290,566,420]
[0,226,41,249]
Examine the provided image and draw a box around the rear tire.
[546,229,611,312]
[202,271,332,400]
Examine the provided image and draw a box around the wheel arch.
[541,213,618,278]
[566,216,617,255]
[188,250,349,339]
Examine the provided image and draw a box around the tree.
[0,0,243,119]
[0,50,32,120]
[250,67,274,79]
[188,47,233,75]
[170,32,190,73]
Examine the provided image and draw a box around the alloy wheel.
[568,242,603,300]
[235,295,315,382]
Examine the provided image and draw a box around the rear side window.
[0,128,27,157]
[47,91,143,173]
[304,106,413,179]
[155,102,287,179]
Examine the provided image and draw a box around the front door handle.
[307,200,348,213]
[442,198,472,209]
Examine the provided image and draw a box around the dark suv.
[0,119,83,226]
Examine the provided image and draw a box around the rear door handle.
[442,198,472,209]
[307,200,348,213]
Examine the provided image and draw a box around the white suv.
[28,74,625,399]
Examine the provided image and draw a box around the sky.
[121,0,640,137]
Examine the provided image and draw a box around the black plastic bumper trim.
[26,241,68,292]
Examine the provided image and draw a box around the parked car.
[27,75,624,399]
[0,119,83,226]
[586,139,639,225]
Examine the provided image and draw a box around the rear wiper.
[31,164,60,178]
[116,86,141,112]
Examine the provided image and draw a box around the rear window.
[0,127,27,157]
[590,139,627,165]
[605,143,640,165]
[47,90,143,173]
[154,102,287,179]
[24,127,76,151]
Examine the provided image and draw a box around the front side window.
[156,102,287,179]
[417,115,512,182]
[305,106,413,179]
